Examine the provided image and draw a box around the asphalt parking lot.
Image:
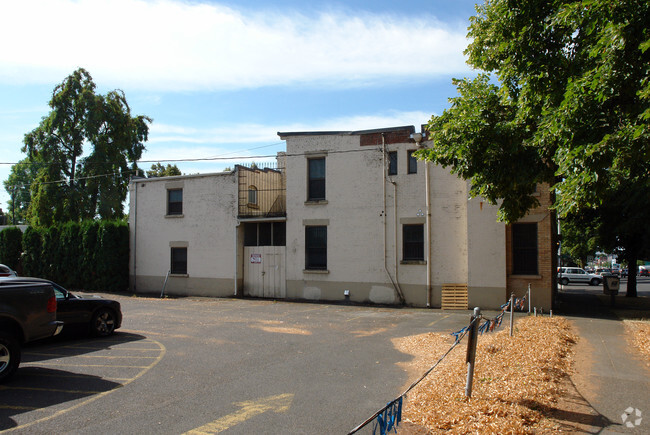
[1,296,478,434]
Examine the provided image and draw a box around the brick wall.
[506,185,557,310]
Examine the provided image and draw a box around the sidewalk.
[556,292,650,434]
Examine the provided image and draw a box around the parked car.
[640,267,650,277]
[0,277,122,337]
[0,264,17,277]
[0,282,63,382]
[557,267,603,286]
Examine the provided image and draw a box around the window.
[308,157,326,200]
[403,224,424,261]
[248,186,258,205]
[171,247,187,274]
[388,151,397,175]
[407,150,418,174]
[244,222,286,246]
[305,226,327,270]
[167,189,183,215]
[512,223,538,275]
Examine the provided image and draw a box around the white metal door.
[243,246,286,298]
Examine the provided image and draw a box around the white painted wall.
[129,172,238,296]
[281,128,508,307]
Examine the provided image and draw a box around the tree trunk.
[626,253,638,298]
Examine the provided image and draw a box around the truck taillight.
[47,295,57,313]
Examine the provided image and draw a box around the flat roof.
[277,125,415,139]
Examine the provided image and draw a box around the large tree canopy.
[17,68,151,225]
[421,0,649,296]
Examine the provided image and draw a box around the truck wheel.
[91,308,116,337]
[0,332,21,383]
[560,278,569,286]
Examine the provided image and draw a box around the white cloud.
[0,0,470,91]
[142,110,433,161]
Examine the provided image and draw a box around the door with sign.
[243,246,286,298]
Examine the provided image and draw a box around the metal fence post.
[465,307,481,398]
[509,293,515,337]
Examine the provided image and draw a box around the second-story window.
[388,151,397,175]
[248,186,258,206]
[167,188,183,215]
[408,150,418,174]
[308,157,325,201]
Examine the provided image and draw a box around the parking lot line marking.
[428,314,450,327]
[21,362,151,369]
[23,352,159,359]
[184,393,294,435]
[4,339,166,434]
[0,386,103,394]
[0,405,38,411]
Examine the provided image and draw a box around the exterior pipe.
[421,139,431,308]
[234,221,240,296]
[133,179,137,293]
[382,134,405,304]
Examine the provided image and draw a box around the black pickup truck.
[0,282,64,382]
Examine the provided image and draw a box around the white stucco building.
[129,126,555,310]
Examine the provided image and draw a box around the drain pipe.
[234,220,240,296]
[382,134,406,305]
[413,133,431,307]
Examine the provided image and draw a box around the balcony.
[237,163,286,219]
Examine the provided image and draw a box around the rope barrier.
[348,316,479,435]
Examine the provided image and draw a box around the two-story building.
[128,125,555,310]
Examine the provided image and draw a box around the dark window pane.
[273,222,286,246]
[408,151,418,174]
[512,223,538,275]
[308,158,326,200]
[259,222,272,246]
[388,151,397,175]
[403,224,424,261]
[244,223,258,246]
[306,226,327,270]
[248,187,257,204]
[168,189,183,215]
[171,247,187,274]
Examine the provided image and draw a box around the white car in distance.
[558,267,603,286]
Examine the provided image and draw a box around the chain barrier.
[348,316,479,435]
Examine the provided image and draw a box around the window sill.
[303,269,329,274]
[166,214,184,218]
[305,200,328,205]
[170,273,189,277]
[401,260,427,265]
[510,274,542,279]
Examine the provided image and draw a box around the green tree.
[560,212,600,268]
[146,163,182,178]
[420,0,649,297]
[3,158,43,224]
[20,68,151,223]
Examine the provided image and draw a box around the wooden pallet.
[441,284,468,310]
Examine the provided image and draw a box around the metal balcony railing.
[236,163,286,219]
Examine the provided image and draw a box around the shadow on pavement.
[555,289,650,320]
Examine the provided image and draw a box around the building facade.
[129,126,554,310]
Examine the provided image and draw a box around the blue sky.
[0,0,483,214]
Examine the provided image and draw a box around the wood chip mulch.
[392,316,577,434]
[624,320,650,366]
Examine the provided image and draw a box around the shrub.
[0,227,23,271]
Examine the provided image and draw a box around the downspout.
[425,159,431,307]
[382,134,406,305]
[234,220,240,296]
[413,133,431,307]
[133,179,137,294]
